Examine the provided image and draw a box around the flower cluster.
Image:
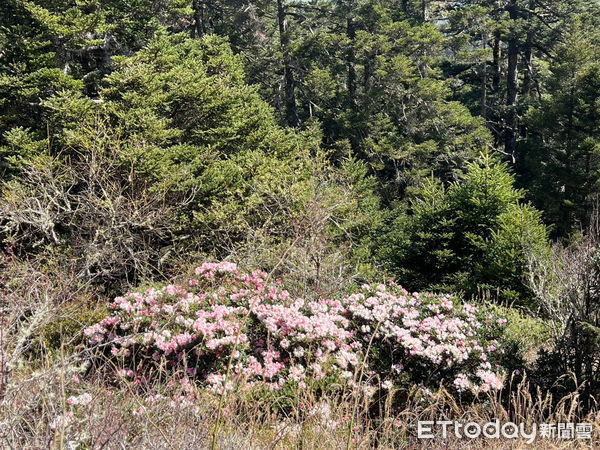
[344,283,505,393]
[66,393,93,406]
[84,262,505,396]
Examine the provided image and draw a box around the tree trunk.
[486,33,502,145]
[277,0,298,127]
[347,15,356,108]
[505,0,519,160]
[481,35,487,119]
[346,2,359,152]
[492,33,501,93]
[522,1,534,99]
[191,0,205,38]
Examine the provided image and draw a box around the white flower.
[49,412,74,430]
[382,380,394,390]
[453,374,471,392]
[66,393,93,406]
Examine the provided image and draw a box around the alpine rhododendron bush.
[83,261,505,401]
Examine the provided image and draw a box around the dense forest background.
[2,0,600,447]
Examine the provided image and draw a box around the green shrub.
[479,303,553,372]
[37,302,109,355]
[379,154,550,307]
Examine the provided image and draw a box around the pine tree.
[522,25,600,236]
[381,153,548,305]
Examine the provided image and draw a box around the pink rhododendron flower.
[84,261,506,398]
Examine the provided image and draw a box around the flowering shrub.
[84,262,505,398]
[345,284,505,393]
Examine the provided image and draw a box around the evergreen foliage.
[380,154,547,305]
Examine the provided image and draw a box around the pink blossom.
[84,261,505,397]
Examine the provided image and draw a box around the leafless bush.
[229,174,375,299]
[525,214,600,334]
[0,134,192,289]
[525,210,600,408]
[0,256,95,401]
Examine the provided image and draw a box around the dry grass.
[2,356,599,449]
